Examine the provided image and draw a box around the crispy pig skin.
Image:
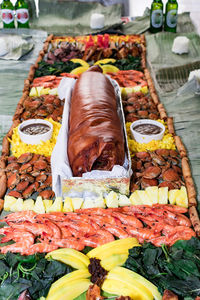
[68,68,125,177]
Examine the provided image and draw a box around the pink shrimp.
[44,220,61,239]
[81,229,114,248]
[0,230,34,254]
[49,237,85,251]
[59,226,73,238]
[112,212,143,228]
[153,204,188,214]
[1,210,37,223]
[36,212,68,222]
[88,214,121,227]
[125,227,160,243]
[7,221,53,238]
[24,242,58,255]
[103,224,129,239]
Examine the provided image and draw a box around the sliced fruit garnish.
[70,59,90,68]
[100,64,119,74]
[94,58,116,65]
[70,66,89,75]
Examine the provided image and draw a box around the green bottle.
[15,0,29,28]
[1,0,15,28]
[164,0,178,32]
[150,0,163,33]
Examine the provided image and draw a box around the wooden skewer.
[189,206,200,236]
[174,136,187,158]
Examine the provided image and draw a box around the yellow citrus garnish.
[100,65,119,74]
[70,66,89,75]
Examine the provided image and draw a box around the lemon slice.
[94,58,116,65]
[100,64,119,74]
[70,66,89,75]
[70,59,90,68]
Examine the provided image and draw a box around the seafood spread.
[133,124,162,135]
[0,204,195,255]
[67,66,125,177]
[21,123,50,135]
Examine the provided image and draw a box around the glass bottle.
[150,0,163,33]
[164,0,178,33]
[1,0,15,28]
[15,0,29,28]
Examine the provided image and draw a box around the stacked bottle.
[1,0,29,28]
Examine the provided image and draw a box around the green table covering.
[0,3,199,205]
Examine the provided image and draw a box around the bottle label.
[151,9,163,28]
[166,9,177,28]
[1,9,14,24]
[16,8,29,24]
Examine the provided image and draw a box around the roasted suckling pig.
[67,66,125,177]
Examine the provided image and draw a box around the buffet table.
[0,5,200,299]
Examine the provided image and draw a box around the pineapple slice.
[29,87,38,97]
[71,198,84,210]
[129,190,143,205]
[48,88,58,95]
[63,197,73,212]
[118,194,131,207]
[43,200,53,212]
[34,196,45,214]
[137,190,152,205]
[4,195,17,211]
[10,198,23,212]
[23,199,35,211]
[105,191,119,208]
[40,88,50,95]
[175,186,188,208]
[145,186,158,205]
[36,86,44,96]
[82,196,105,209]
[158,187,168,204]
[48,197,63,212]
[168,189,179,205]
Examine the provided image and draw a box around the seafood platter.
[0,33,200,300]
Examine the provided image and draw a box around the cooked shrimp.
[112,212,143,228]
[1,210,37,223]
[0,231,34,254]
[44,220,61,239]
[24,242,58,255]
[103,224,129,239]
[125,227,160,243]
[88,214,121,227]
[81,229,114,248]
[7,221,53,237]
[59,226,73,238]
[49,238,85,251]
[153,204,188,214]
[175,213,191,227]
[36,212,67,222]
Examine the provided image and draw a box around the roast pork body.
[67,67,125,177]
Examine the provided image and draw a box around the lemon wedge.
[70,59,90,68]
[100,64,119,74]
[70,66,89,75]
[94,58,116,65]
